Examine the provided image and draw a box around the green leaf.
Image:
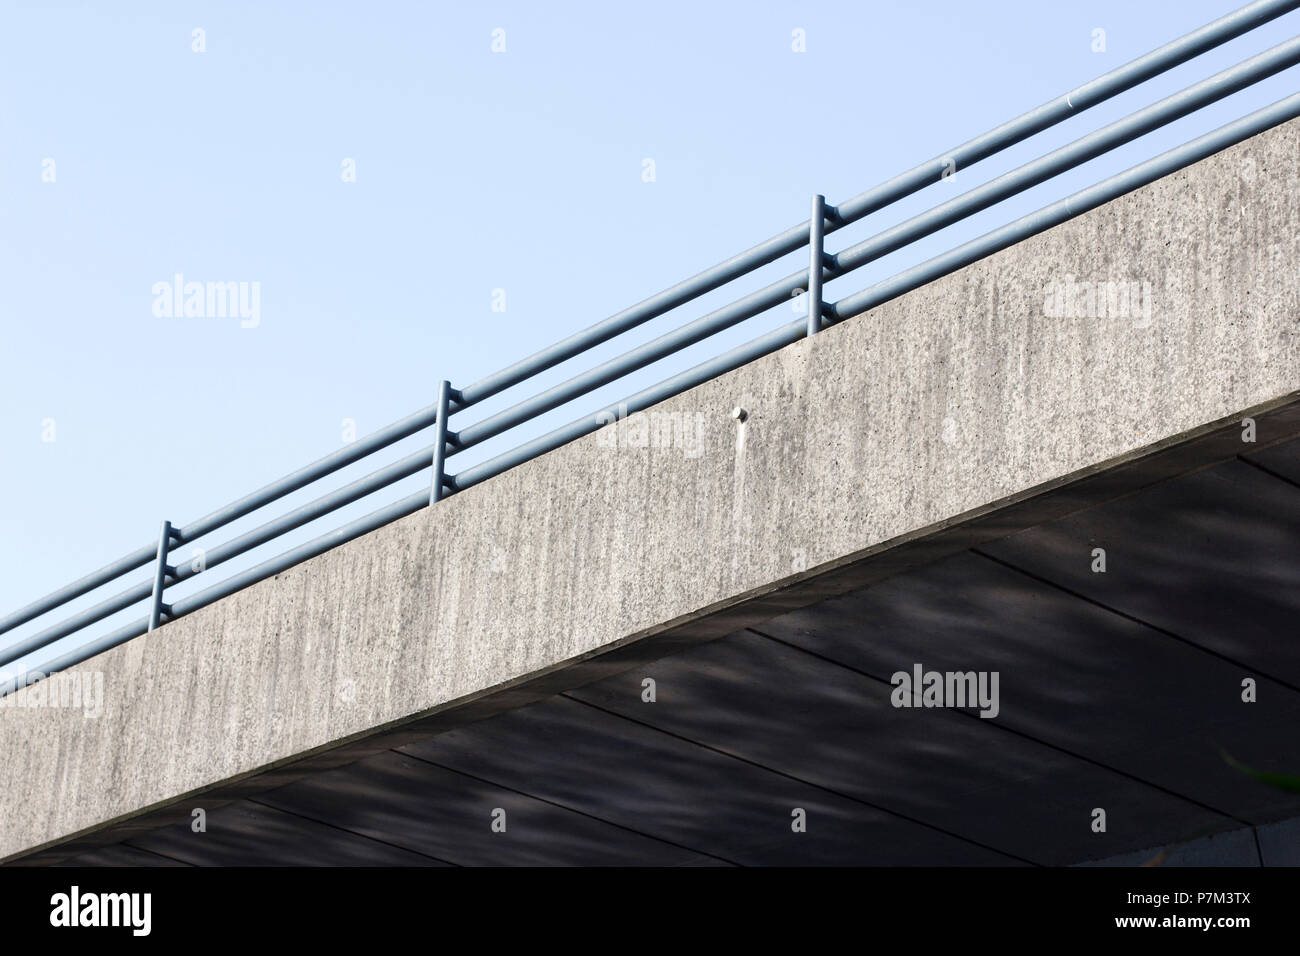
[1221,750,1300,793]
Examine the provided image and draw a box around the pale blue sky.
[2,0,1297,678]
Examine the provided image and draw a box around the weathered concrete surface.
[3,117,1298,863]
[1080,818,1300,867]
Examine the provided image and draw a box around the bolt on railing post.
[148,520,175,631]
[807,194,826,337]
[430,380,452,504]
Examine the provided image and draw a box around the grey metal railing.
[3,0,1299,695]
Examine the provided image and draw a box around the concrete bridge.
[3,117,1299,867]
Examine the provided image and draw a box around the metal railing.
[3,0,1299,695]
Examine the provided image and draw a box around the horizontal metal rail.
[449,0,1300,410]
[9,490,435,687]
[3,0,1299,696]
[450,28,1300,462]
[0,401,445,639]
[454,92,1300,493]
[830,36,1300,276]
[829,92,1300,322]
[0,441,448,669]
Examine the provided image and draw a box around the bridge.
[3,0,1300,866]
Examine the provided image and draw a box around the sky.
[2,0,1298,680]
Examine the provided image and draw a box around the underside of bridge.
[5,117,1300,868]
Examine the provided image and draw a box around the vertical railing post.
[148,520,174,631]
[807,193,826,337]
[430,379,452,504]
